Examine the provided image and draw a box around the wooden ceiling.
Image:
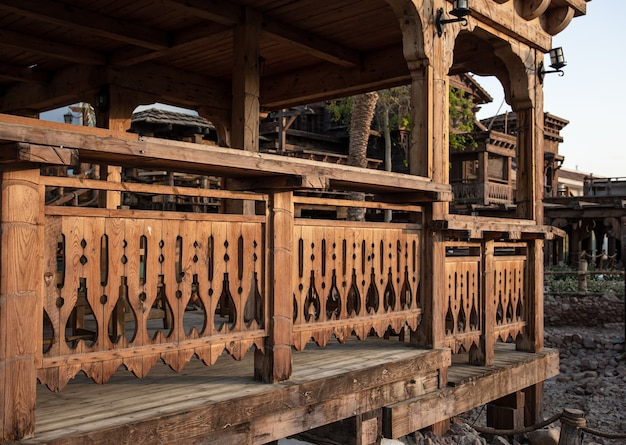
[0,0,588,115]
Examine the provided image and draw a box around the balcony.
[1,115,559,444]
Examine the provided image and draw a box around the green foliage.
[449,87,477,151]
[328,86,478,152]
[544,266,625,294]
[327,97,353,127]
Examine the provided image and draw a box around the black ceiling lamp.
[538,47,566,84]
[436,0,471,37]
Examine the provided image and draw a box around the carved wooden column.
[255,191,294,382]
[0,168,43,441]
[409,4,454,351]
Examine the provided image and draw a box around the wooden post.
[412,220,446,350]
[0,168,42,441]
[255,191,293,382]
[558,409,585,445]
[96,85,142,210]
[577,259,588,292]
[225,6,261,215]
[517,239,545,426]
[471,238,495,366]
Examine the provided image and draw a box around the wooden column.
[515,106,544,223]
[518,239,545,426]
[0,168,42,441]
[231,8,261,153]
[471,238,495,366]
[412,219,446,350]
[96,85,141,209]
[255,191,293,382]
[226,7,261,215]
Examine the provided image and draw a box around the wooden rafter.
[0,62,48,83]
[0,0,170,51]
[0,28,105,65]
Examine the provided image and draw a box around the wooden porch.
[0,0,588,443]
[17,340,557,445]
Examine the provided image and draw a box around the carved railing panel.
[292,221,422,350]
[443,244,481,353]
[493,243,527,342]
[485,183,514,205]
[40,209,266,391]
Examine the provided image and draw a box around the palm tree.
[347,91,378,221]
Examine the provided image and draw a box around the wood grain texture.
[0,169,41,441]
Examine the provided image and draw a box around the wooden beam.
[0,142,78,165]
[162,0,243,26]
[0,115,451,197]
[261,17,361,67]
[382,347,559,439]
[261,46,410,110]
[0,28,105,66]
[0,65,104,114]
[0,0,170,50]
[0,62,48,83]
[228,175,329,191]
[106,64,232,112]
[110,25,231,67]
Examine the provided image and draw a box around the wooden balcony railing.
[451,181,514,206]
[0,115,557,401]
[442,242,528,355]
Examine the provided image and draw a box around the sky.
[475,0,625,178]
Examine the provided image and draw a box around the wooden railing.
[451,182,514,206]
[292,218,422,350]
[0,115,554,400]
[443,241,528,359]
[40,199,268,391]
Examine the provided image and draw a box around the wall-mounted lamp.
[63,109,74,124]
[538,47,566,84]
[436,0,471,37]
[95,87,109,113]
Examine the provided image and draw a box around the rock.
[527,427,560,445]
[489,436,511,445]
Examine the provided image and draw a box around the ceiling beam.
[0,65,105,113]
[0,62,49,83]
[0,0,170,51]
[163,0,360,68]
[261,46,410,110]
[0,28,106,65]
[162,0,243,26]
[0,63,232,115]
[261,17,361,67]
[110,24,231,67]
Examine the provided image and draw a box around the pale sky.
[476,0,624,178]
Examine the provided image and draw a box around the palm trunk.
[347,91,378,221]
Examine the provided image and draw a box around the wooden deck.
[15,340,558,445]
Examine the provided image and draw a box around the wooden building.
[0,1,587,444]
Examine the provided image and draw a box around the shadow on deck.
[19,339,558,445]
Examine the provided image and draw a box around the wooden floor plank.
[17,339,557,444]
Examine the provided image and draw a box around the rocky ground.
[447,323,626,445]
[541,323,626,445]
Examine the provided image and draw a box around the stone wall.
[545,292,625,327]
